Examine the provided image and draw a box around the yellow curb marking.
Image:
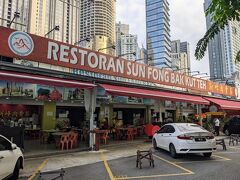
[115,172,192,180]
[100,152,116,180]
[173,154,231,164]
[212,154,231,161]
[28,159,49,180]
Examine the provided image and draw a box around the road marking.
[100,152,115,180]
[212,154,231,161]
[228,146,240,150]
[174,159,228,164]
[115,172,192,180]
[216,151,240,154]
[102,153,194,180]
[28,159,49,180]
[153,154,194,175]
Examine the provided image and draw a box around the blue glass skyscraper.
[146,0,171,67]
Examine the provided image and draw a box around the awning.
[0,70,96,89]
[204,97,240,110]
[101,84,209,105]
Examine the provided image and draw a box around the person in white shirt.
[214,118,220,136]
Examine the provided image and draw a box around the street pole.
[89,88,96,150]
[197,104,203,126]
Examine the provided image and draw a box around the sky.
[116,0,210,74]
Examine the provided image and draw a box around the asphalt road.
[20,145,240,180]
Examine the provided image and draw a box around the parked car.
[152,123,216,158]
[223,117,240,135]
[0,134,24,180]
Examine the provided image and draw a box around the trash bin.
[90,129,100,151]
[95,131,100,151]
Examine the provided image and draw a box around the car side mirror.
[11,143,17,150]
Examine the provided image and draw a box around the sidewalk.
[20,139,152,178]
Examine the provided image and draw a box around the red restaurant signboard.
[0,26,236,97]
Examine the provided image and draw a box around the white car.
[0,135,24,180]
[153,123,216,158]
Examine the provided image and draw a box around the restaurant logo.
[8,31,34,56]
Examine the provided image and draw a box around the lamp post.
[189,71,200,75]
[7,12,20,28]
[134,58,145,62]
[192,73,208,77]
[74,37,91,46]
[98,45,116,52]
[133,58,151,64]
[118,52,136,58]
[134,57,150,62]
[45,25,60,37]
[199,75,217,79]
[173,67,190,72]
[158,62,178,70]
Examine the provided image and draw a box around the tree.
[195,0,240,62]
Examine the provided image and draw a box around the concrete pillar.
[41,102,56,130]
[84,88,96,150]
[89,88,96,150]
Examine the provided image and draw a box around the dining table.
[52,132,71,136]
[40,129,59,144]
[24,128,41,139]
[115,127,129,140]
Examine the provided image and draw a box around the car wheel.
[169,144,178,158]
[153,139,158,150]
[225,129,230,136]
[203,152,212,157]
[12,159,20,180]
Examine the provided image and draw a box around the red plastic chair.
[69,133,78,149]
[101,130,110,144]
[133,128,138,138]
[81,128,89,141]
[59,134,69,150]
[127,128,134,141]
[115,129,122,140]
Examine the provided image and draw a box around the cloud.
[116,0,209,74]
[116,0,146,46]
[169,0,209,74]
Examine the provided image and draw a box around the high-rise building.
[205,0,240,83]
[170,53,189,74]
[80,0,116,55]
[0,0,80,45]
[115,22,140,61]
[139,47,148,64]
[171,40,191,74]
[0,0,30,31]
[116,22,129,56]
[120,34,139,61]
[145,0,171,67]
[28,0,80,45]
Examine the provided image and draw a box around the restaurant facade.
[0,26,240,153]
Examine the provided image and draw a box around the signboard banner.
[0,26,236,97]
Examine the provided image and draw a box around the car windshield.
[176,124,205,132]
